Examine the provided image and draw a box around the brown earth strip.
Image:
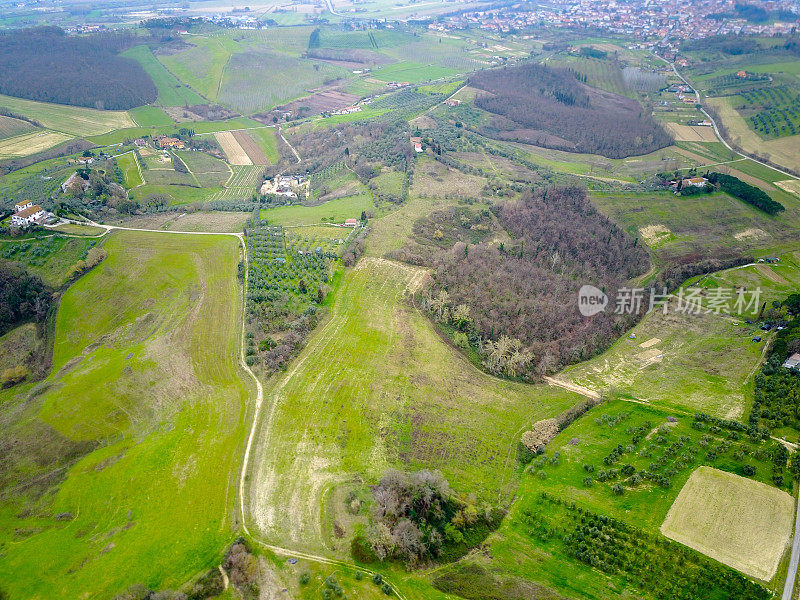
[232,129,268,165]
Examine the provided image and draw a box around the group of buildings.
[430,0,798,42]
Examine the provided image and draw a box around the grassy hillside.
[0,93,134,137]
[122,45,207,107]
[0,231,249,599]
[244,257,581,554]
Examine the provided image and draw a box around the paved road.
[654,53,800,182]
[783,497,800,600]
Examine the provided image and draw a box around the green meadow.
[0,231,249,599]
[260,194,375,226]
[0,93,134,137]
[122,45,207,107]
[244,257,581,554]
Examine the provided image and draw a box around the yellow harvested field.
[667,123,718,142]
[0,130,73,158]
[661,466,794,580]
[0,93,134,137]
[214,131,252,166]
[706,97,800,174]
[775,179,800,198]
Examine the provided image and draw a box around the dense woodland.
[0,27,156,110]
[356,470,500,568]
[469,63,672,158]
[393,186,650,377]
[0,264,51,337]
[751,295,800,433]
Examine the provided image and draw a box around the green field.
[115,151,143,188]
[129,105,174,128]
[558,256,800,420]
[122,45,207,107]
[592,189,800,264]
[0,94,134,137]
[217,49,350,114]
[247,127,280,163]
[371,61,459,84]
[454,400,789,599]
[244,257,581,553]
[175,150,231,188]
[0,114,37,140]
[260,194,375,226]
[0,231,248,599]
[159,35,241,102]
[0,235,98,287]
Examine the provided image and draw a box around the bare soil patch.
[215,131,251,166]
[667,123,718,142]
[233,129,268,166]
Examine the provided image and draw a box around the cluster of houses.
[260,175,307,200]
[387,81,410,89]
[154,136,186,150]
[666,83,697,105]
[10,201,47,228]
[331,105,362,116]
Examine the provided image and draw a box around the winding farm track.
[49,218,408,598]
[654,53,800,182]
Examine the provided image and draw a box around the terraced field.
[0,231,248,600]
[244,257,581,553]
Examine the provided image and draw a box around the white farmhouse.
[11,204,46,227]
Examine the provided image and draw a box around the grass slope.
[244,257,581,553]
[122,45,207,107]
[0,231,248,600]
[0,93,134,137]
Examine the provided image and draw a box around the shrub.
[299,572,310,585]
[372,573,383,585]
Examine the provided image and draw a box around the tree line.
[469,63,672,159]
[0,27,157,110]
[706,172,784,214]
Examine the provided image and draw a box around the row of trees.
[0,27,156,110]
[707,172,785,214]
[469,63,672,158]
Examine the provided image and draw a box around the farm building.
[783,353,800,371]
[331,105,362,115]
[156,136,185,149]
[11,204,46,227]
[682,176,707,188]
[343,218,358,227]
[13,201,32,212]
[445,98,461,107]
